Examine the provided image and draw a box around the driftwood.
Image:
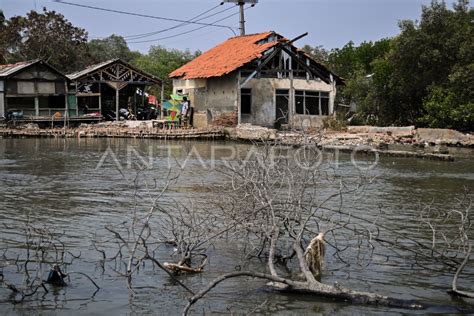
[164,256,208,274]
[304,232,325,279]
[449,243,474,298]
[183,270,429,316]
[164,262,204,273]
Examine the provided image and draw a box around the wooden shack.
[67,59,162,121]
[0,59,69,119]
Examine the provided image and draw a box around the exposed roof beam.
[240,32,308,88]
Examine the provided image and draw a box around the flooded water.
[0,138,473,315]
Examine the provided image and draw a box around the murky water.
[0,138,473,315]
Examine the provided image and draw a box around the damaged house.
[0,59,69,119]
[67,59,162,121]
[170,31,343,129]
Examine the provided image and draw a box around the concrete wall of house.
[172,78,207,110]
[172,74,337,129]
[205,74,238,113]
[172,78,208,128]
[243,77,336,129]
[173,74,238,128]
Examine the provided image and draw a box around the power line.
[122,4,222,40]
[126,8,245,44]
[122,5,236,41]
[53,0,237,35]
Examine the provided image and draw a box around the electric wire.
[53,0,237,35]
[121,5,236,41]
[126,8,244,44]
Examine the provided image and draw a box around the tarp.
[148,95,157,105]
[170,94,188,101]
[162,100,182,113]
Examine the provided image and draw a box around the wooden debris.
[305,232,325,278]
[164,256,208,274]
[163,262,204,273]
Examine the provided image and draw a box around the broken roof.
[169,31,281,80]
[0,59,67,79]
[169,31,343,84]
[67,58,162,84]
[0,60,39,78]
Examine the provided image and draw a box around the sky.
[0,0,464,53]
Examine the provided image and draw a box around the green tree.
[325,39,391,118]
[0,9,8,64]
[132,45,200,97]
[301,44,329,64]
[372,0,473,128]
[88,34,141,63]
[419,0,474,131]
[0,8,89,72]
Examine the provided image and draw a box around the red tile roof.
[169,31,280,80]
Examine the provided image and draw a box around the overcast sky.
[1,0,463,53]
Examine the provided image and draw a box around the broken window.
[321,92,330,115]
[241,88,251,114]
[305,91,319,115]
[295,90,331,116]
[295,90,304,114]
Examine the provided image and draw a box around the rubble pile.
[212,111,237,127]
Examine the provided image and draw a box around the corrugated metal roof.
[67,59,119,80]
[67,58,162,84]
[169,32,280,79]
[0,59,41,78]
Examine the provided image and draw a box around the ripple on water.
[0,138,473,315]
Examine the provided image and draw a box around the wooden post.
[34,96,39,116]
[75,82,79,116]
[133,85,137,115]
[160,83,164,119]
[98,82,102,115]
[64,80,68,127]
[0,92,4,118]
[115,87,119,121]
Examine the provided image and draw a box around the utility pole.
[222,0,258,36]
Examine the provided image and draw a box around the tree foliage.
[132,45,201,97]
[372,0,474,129]
[301,44,329,64]
[88,34,141,64]
[0,8,89,73]
[307,0,473,131]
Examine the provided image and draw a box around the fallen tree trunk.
[182,271,430,315]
